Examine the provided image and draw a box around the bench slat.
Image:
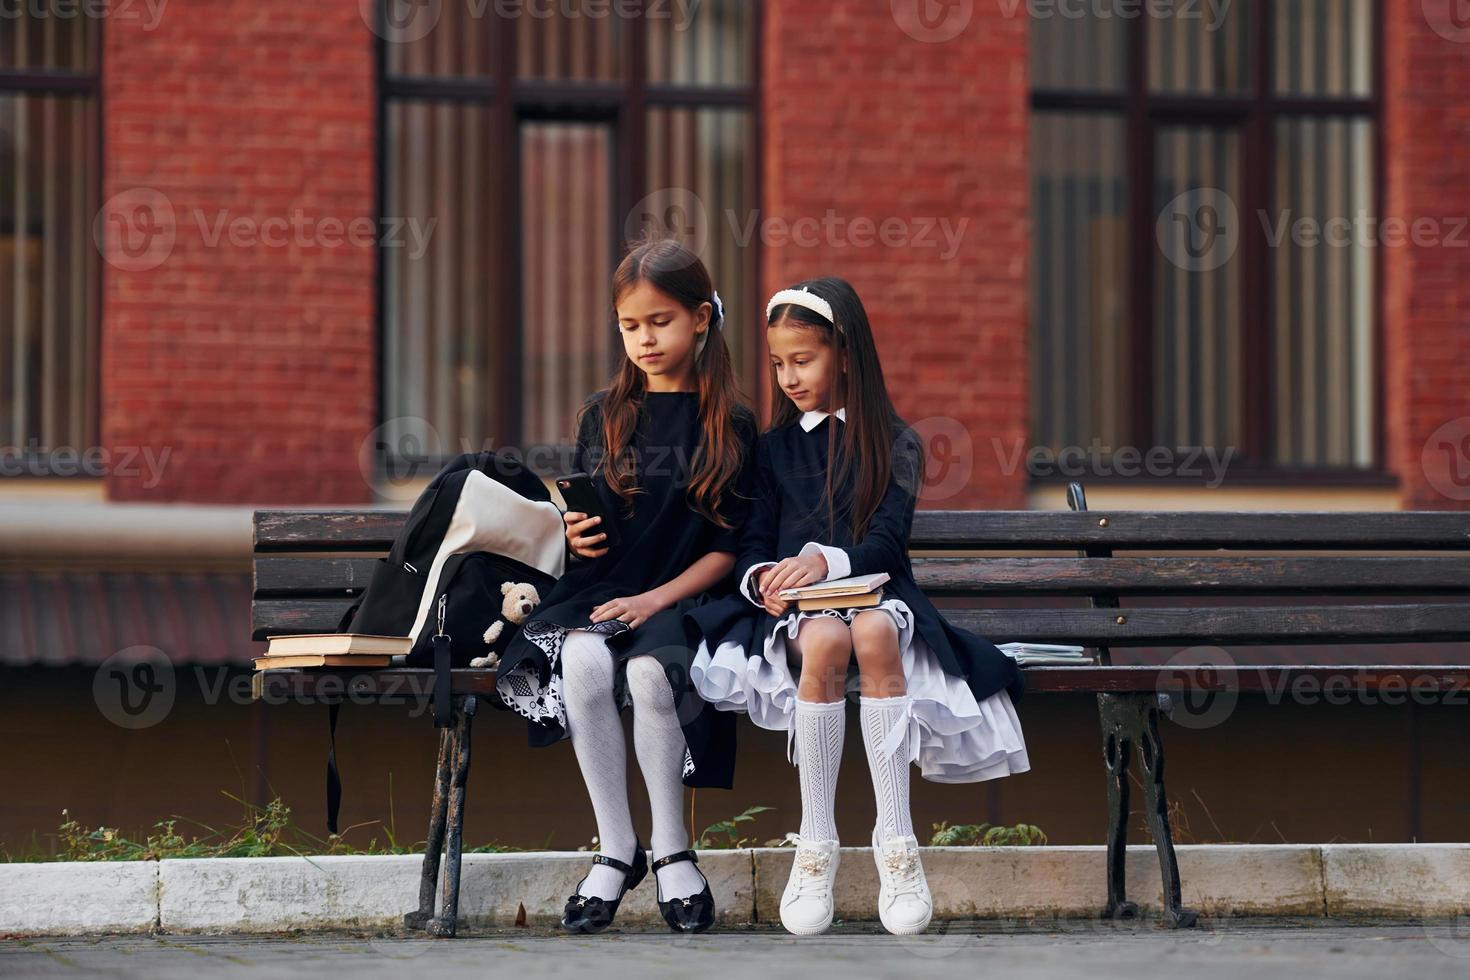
[254,509,1470,552]
[252,597,1470,644]
[255,555,1470,598]
[249,664,1470,698]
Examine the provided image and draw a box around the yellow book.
[254,653,394,670]
[797,591,883,613]
[264,633,412,657]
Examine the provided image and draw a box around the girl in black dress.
[496,239,755,935]
[687,278,1028,937]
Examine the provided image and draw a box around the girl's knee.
[850,611,898,654]
[625,655,673,708]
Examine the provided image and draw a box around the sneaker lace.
[785,833,833,898]
[879,839,927,898]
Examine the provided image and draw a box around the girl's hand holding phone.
[565,511,609,559]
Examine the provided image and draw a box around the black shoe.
[653,849,716,934]
[560,841,648,934]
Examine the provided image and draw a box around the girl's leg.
[624,655,705,900]
[850,610,912,839]
[789,617,853,841]
[851,610,931,935]
[561,630,639,900]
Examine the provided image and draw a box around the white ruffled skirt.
[691,597,1030,783]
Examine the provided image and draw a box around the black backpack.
[323,450,565,832]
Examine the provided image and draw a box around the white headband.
[766,286,835,327]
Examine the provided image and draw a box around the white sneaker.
[872,828,932,935]
[779,835,841,936]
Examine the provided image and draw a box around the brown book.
[254,654,394,670]
[265,633,412,657]
[797,591,883,613]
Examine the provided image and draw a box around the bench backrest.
[252,496,1470,653]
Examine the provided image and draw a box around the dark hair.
[767,276,909,540]
[591,237,743,528]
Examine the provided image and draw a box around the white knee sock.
[625,655,706,900]
[562,630,638,900]
[793,697,846,842]
[859,694,915,840]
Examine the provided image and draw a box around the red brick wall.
[1384,1,1470,510]
[760,1,1030,509]
[101,2,376,504]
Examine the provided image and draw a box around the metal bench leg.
[1098,693,1138,920]
[428,694,476,938]
[1098,692,1198,928]
[1136,695,1198,928]
[404,726,454,930]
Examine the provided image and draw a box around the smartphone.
[556,472,618,552]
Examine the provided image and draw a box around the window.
[377,0,759,465]
[0,9,101,471]
[1030,2,1380,478]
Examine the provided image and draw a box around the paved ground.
[6,919,1470,979]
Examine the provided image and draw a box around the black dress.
[496,390,757,789]
[685,414,1028,783]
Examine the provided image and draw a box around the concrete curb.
[3,844,1467,936]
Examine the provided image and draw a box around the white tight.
[561,629,704,900]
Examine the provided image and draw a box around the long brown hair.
[767,277,908,540]
[591,238,746,528]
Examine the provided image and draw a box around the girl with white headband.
[496,238,756,935]
[686,277,1029,936]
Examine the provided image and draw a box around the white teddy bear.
[469,581,541,669]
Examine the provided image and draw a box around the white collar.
[799,407,847,432]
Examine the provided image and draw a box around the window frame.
[1029,1,1388,485]
[0,24,104,478]
[373,1,763,460]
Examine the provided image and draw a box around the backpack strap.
[326,700,342,835]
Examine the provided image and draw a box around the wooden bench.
[250,482,1470,933]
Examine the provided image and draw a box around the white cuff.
[798,541,850,581]
[739,561,778,607]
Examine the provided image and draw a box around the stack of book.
[254,633,412,670]
[777,572,890,611]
